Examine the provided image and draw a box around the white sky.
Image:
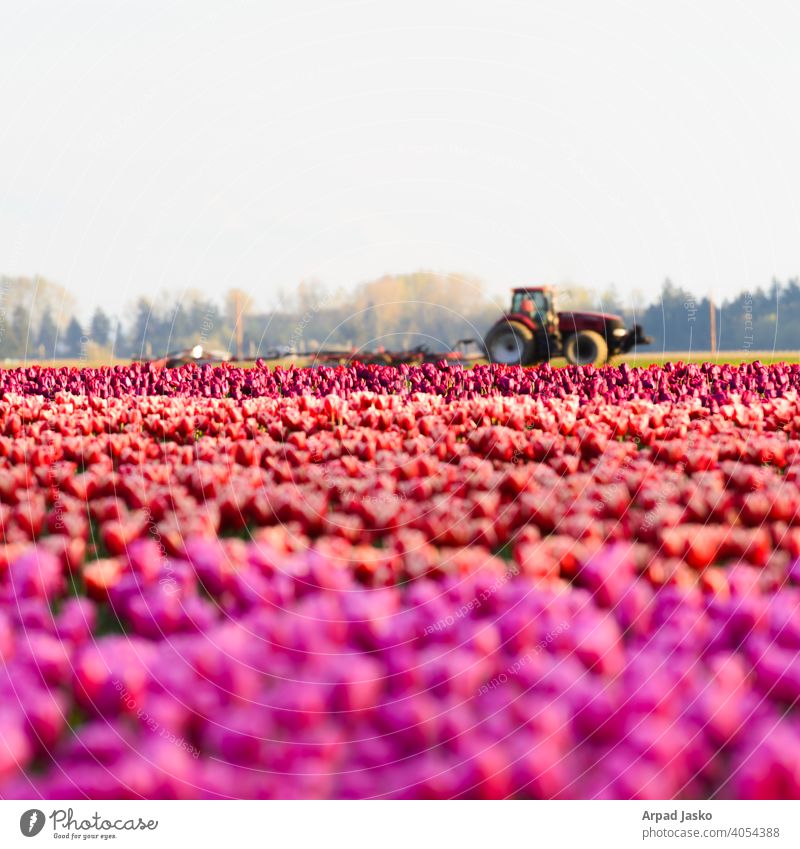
[2,0,800,317]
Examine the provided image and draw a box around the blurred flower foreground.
[0,360,799,799]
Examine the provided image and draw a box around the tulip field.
[1,360,800,799]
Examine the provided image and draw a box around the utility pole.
[709,296,716,356]
[234,290,244,361]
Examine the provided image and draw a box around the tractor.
[483,286,652,367]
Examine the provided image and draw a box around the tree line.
[0,272,794,361]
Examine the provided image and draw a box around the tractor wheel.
[484,321,536,365]
[563,330,608,366]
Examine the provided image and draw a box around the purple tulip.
[8,548,63,600]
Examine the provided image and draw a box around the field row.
[1,359,799,402]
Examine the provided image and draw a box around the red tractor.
[483,286,652,367]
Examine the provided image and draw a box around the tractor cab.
[510,286,558,331]
[510,286,553,319]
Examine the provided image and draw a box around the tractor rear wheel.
[484,321,536,365]
[563,330,608,366]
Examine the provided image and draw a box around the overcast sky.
[2,0,800,317]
